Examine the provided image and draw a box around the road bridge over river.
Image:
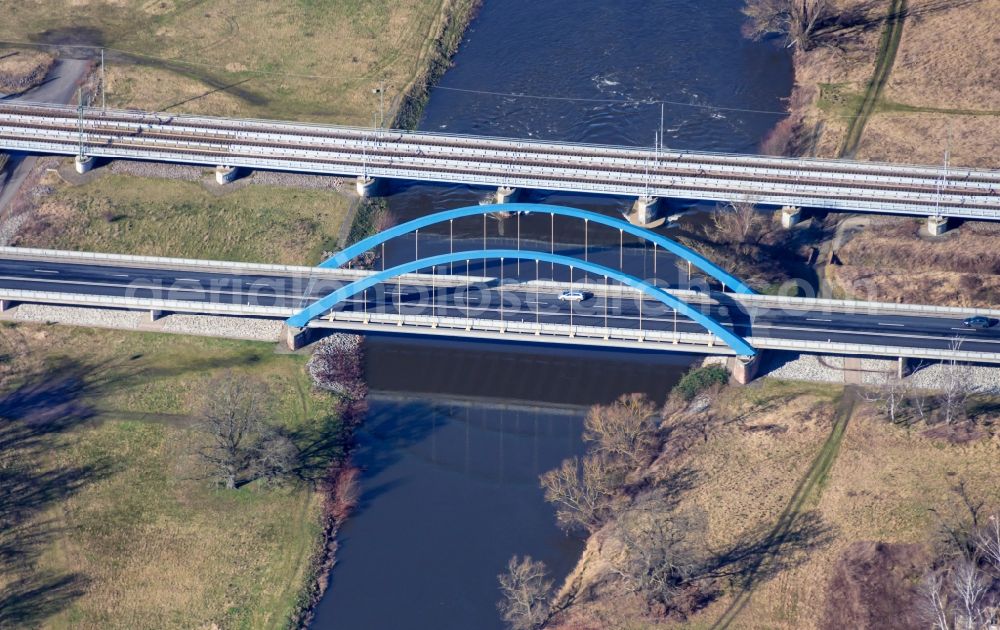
[2,102,1000,231]
[3,245,999,384]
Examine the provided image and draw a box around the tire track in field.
[711,387,857,629]
[839,0,908,157]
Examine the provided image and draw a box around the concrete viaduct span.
[3,101,1000,232]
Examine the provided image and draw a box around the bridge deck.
[2,102,1000,219]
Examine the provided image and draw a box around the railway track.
[2,101,999,218]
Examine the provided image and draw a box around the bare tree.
[497,555,552,630]
[584,393,661,470]
[939,339,973,424]
[540,454,620,533]
[863,371,909,424]
[918,570,953,630]
[257,429,298,486]
[974,513,1000,572]
[197,374,269,489]
[950,559,989,630]
[609,498,697,606]
[710,199,767,249]
[743,0,831,49]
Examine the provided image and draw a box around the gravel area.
[6,304,283,342]
[756,351,1000,393]
[9,304,145,328]
[105,159,351,192]
[108,160,204,181]
[159,314,284,341]
[761,352,846,383]
[246,169,350,191]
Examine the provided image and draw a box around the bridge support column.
[215,165,240,185]
[780,206,802,229]
[926,215,948,236]
[898,356,914,379]
[731,353,762,386]
[149,309,164,322]
[0,299,11,313]
[74,155,94,174]
[495,186,518,204]
[283,324,312,351]
[355,175,378,198]
[629,196,660,227]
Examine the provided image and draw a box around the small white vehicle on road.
[558,290,590,302]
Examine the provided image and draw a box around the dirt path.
[711,387,857,629]
[838,0,907,157]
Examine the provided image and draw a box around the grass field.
[0,323,341,629]
[794,0,1000,168]
[0,0,468,125]
[552,380,1000,629]
[15,172,351,264]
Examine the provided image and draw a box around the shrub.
[673,365,729,401]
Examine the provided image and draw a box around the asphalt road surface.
[3,257,999,356]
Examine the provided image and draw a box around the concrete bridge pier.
[628,196,662,227]
[356,175,378,197]
[780,205,802,229]
[283,324,313,351]
[495,186,518,204]
[927,215,948,236]
[0,299,11,312]
[215,165,240,185]
[149,309,164,322]
[731,353,762,385]
[74,154,94,174]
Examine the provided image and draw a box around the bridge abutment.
[74,155,94,174]
[356,175,378,197]
[283,324,313,351]
[926,215,949,236]
[780,205,802,229]
[215,165,240,185]
[495,186,518,204]
[730,353,762,385]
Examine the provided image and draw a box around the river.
[309,1,792,628]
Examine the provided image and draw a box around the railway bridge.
[2,101,1000,233]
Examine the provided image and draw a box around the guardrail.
[3,121,999,218]
[4,287,1000,363]
[0,246,492,286]
[518,279,1000,320]
[8,100,1000,182]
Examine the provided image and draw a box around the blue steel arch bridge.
[287,203,758,361]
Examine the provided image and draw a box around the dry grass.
[830,217,1000,306]
[0,48,54,91]
[14,172,351,264]
[551,381,1000,629]
[796,0,1000,167]
[0,0,471,124]
[0,323,340,629]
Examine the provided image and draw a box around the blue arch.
[323,203,755,294]
[291,249,756,357]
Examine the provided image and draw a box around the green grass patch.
[23,175,350,264]
[0,324,341,629]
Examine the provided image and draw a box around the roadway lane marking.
[806,318,832,322]
[32,269,58,274]
[878,322,905,327]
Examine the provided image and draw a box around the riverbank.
[0,2,480,628]
[768,0,1000,306]
[0,325,341,628]
[536,376,1000,628]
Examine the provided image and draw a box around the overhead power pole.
[77,87,85,158]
